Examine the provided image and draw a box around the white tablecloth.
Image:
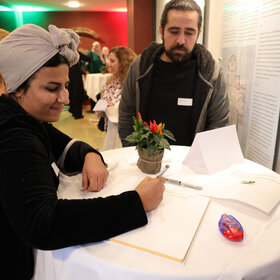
[84,73,112,102]
[34,146,280,280]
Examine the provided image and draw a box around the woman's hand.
[81,152,109,192]
[107,100,114,107]
[95,111,105,117]
[135,176,165,212]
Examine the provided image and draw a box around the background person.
[96,46,137,151]
[85,41,106,73]
[102,46,110,68]
[0,24,165,280]
[119,0,229,147]
[85,41,106,110]
[68,50,91,119]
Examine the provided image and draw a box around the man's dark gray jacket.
[119,42,230,146]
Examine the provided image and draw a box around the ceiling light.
[67,1,80,8]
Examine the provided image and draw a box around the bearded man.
[119,0,229,147]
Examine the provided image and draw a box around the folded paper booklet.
[109,191,210,263]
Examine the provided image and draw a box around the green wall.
[0,11,49,31]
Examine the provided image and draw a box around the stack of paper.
[110,191,209,263]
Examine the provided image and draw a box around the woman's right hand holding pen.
[135,176,165,212]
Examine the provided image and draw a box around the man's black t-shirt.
[146,56,197,146]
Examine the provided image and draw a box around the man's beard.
[164,42,192,64]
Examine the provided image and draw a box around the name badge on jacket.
[177,98,193,106]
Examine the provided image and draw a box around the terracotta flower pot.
[137,148,164,174]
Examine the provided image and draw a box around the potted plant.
[125,113,175,174]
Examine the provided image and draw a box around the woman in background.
[0,24,165,280]
[97,46,136,151]
[102,46,110,68]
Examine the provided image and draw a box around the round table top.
[34,146,280,280]
[84,73,112,101]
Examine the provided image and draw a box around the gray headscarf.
[0,24,80,94]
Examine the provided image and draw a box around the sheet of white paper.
[110,192,210,263]
[92,99,107,111]
[170,160,280,214]
[183,125,244,174]
[57,171,210,263]
[202,162,280,214]
[105,102,119,123]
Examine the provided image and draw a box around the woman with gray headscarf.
[0,24,165,280]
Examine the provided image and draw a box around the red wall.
[0,11,128,52]
[46,11,128,51]
[127,0,153,54]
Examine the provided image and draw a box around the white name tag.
[177,98,193,106]
[51,162,60,177]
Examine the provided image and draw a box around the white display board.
[220,0,280,170]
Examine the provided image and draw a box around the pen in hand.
[157,164,169,178]
[165,178,202,190]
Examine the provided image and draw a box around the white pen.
[157,164,169,178]
[165,178,202,190]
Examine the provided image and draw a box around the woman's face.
[16,64,69,122]
[108,52,120,77]
[102,47,109,56]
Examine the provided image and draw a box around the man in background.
[119,0,229,146]
[85,41,105,73]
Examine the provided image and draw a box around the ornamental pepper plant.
[125,113,176,157]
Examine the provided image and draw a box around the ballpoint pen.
[165,178,202,190]
[157,164,169,178]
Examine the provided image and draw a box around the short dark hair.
[15,53,69,93]
[160,0,202,31]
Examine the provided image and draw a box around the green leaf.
[132,116,138,130]
[147,146,157,157]
[159,138,170,149]
[163,129,176,141]
[153,133,161,143]
[125,131,139,143]
[143,126,150,133]
[139,135,145,142]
